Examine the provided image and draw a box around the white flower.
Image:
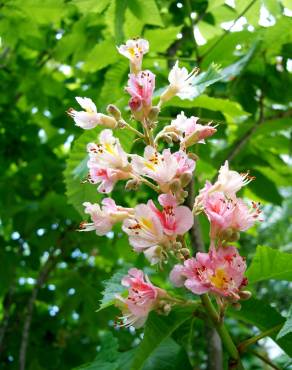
[160,61,199,103]
[68,97,116,130]
[87,129,129,170]
[216,161,252,196]
[117,38,149,73]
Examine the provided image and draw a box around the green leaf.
[142,338,192,370]
[277,305,292,340]
[144,26,182,52]
[248,170,283,205]
[165,94,249,123]
[129,307,194,370]
[190,63,222,98]
[105,0,128,43]
[246,246,292,284]
[83,39,120,72]
[75,332,119,369]
[221,41,260,82]
[98,265,130,311]
[128,0,163,27]
[20,0,65,25]
[229,298,292,357]
[72,0,110,13]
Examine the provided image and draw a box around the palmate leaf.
[190,63,222,98]
[128,307,194,370]
[64,127,135,216]
[74,332,119,370]
[276,305,292,340]
[143,26,182,53]
[229,298,292,357]
[98,265,130,312]
[165,94,249,123]
[246,245,292,284]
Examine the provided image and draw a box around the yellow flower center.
[105,143,115,155]
[210,268,228,289]
[144,161,156,171]
[140,217,153,230]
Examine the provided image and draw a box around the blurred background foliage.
[0,0,291,369]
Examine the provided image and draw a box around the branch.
[201,0,258,60]
[248,349,281,370]
[214,106,292,182]
[18,228,70,370]
[237,324,282,354]
[201,294,244,370]
[0,283,15,354]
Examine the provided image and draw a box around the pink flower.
[80,199,134,235]
[117,38,149,74]
[126,70,155,113]
[87,165,130,193]
[202,192,261,239]
[194,162,253,212]
[215,161,252,197]
[170,111,216,147]
[131,146,195,191]
[149,193,193,236]
[87,129,129,170]
[116,268,165,328]
[67,97,116,129]
[122,201,167,264]
[122,194,193,264]
[170,246,247,300]
[87,130,131,192]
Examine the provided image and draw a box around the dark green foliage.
[0,0,291,369]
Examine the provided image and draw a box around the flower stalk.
[201,294,244,370]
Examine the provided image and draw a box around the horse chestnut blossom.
[122,194,193,264]
[87,129,131,192]
[80,198,134,236]
[126,70,155,117]
[170,246,247,300]
[115,268,166,328]
[157,111,217,148]
[71,37,260,343]
[203,192,261,240]
[160,61,199,103]
[132,146,195,193]
[68,97,117,130]
[117,38,149,74]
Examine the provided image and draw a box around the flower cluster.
[68,38,260,328]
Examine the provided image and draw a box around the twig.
[0,283,15,354]
[18,228,69,370]
[248,349,281,370]
[19,253,60,370]
[201,0,258,60]
[201,294,244,370]
[238,324,282,354]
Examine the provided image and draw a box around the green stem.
[238,324,283,353]
[248,349,281,370]
[121,121,145,139]
[201,294,244,370]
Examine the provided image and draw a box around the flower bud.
[125,178,140,191]
[231,302,241,310]
[181,248,190,258]
[180,172,192,187]
[98,114,117,129]
[170,179,181,192]
[239,290,252,301]
[148,106,160,121]
[107,104,122,120]
[172,241,182,250]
